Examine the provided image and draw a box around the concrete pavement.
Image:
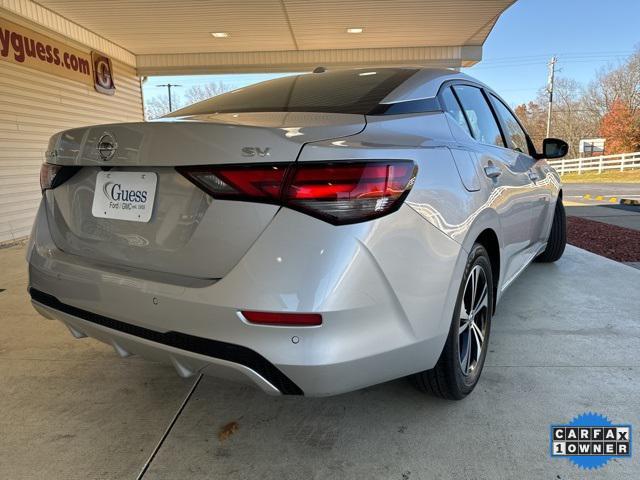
[0,246,196,480]
[1,244,639,479]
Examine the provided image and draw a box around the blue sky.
[143,0,640,108]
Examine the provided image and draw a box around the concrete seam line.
[136,373,203,480]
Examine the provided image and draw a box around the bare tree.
[584,47,640,122]
[544,78,598,157]
[183,82,231,106]
[145,94,180,120]
[515,101,547,151]
[512,48,640,157]
[516,78,597,157]
[145,82,230,120]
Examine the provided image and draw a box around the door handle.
[484,164,502,178]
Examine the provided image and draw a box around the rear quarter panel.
[299,112,477,343]
[302,112,506,305]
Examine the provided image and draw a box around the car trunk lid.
[45,112,365,279]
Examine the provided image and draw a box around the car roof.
[379,67,488,104]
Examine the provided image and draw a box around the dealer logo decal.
[92,51,116,95]
[551,412,632,470]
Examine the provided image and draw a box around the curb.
[620,198,640,206]
[582,194,618,203]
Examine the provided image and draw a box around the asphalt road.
[563,183,640,200]
[562,183,640,231]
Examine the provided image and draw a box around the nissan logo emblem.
[97,133,118,161]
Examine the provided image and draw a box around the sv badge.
[241,147,271,157]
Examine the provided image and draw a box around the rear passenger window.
[452,85,504,147]
[440,87,471,136]
[489,94,530,155]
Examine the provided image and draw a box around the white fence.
[548,151,640,175]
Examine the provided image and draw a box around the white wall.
[0,59,143,243]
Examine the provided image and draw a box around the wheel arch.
[474,228,500,314]
[458,207,502,313]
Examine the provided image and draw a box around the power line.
[467,51,633,70]
[469,57,629,70]
[477,50,633,65]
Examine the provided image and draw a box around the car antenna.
[312,66,326,73]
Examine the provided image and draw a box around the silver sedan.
[28,68,567,399]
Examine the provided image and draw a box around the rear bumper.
[30,288,297,395]
[27,199,465,396]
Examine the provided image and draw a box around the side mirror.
[540,138,568,159]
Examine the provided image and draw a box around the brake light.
[242,311,322,326]
[285,162,416,224]
[177,160,417,225]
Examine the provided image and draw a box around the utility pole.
[156,83,181,112]
[545,56,557,138]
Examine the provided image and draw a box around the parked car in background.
[28,68,567,399]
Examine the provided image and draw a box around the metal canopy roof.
[26,0,515,74]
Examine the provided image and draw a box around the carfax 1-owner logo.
[551,412,632,470]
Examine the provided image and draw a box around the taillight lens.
[242,311,322,326]
[40,163,63,192]
[177,160,417,225]
[39,163,80,193]
[176,164,287,201]
[285,161,417,224]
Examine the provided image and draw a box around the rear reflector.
[242,311,322,326]
[177,160,417,225]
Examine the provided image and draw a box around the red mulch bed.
[567,216,640,262]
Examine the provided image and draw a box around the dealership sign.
[0,17,115,95]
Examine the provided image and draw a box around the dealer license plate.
[91,171,157,222]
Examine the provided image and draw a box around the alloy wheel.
[458,264,489,376]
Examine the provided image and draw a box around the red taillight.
[285,162,416,224]
[40,163,63,192]
[177,164,287,201]
[177,160,417,225]
[242,311,322,326]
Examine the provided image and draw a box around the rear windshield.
[166,68,417,116]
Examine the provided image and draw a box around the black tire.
[535,197,566,263]
[412,244,493,400]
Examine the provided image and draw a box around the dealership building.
[0,0,514,243]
